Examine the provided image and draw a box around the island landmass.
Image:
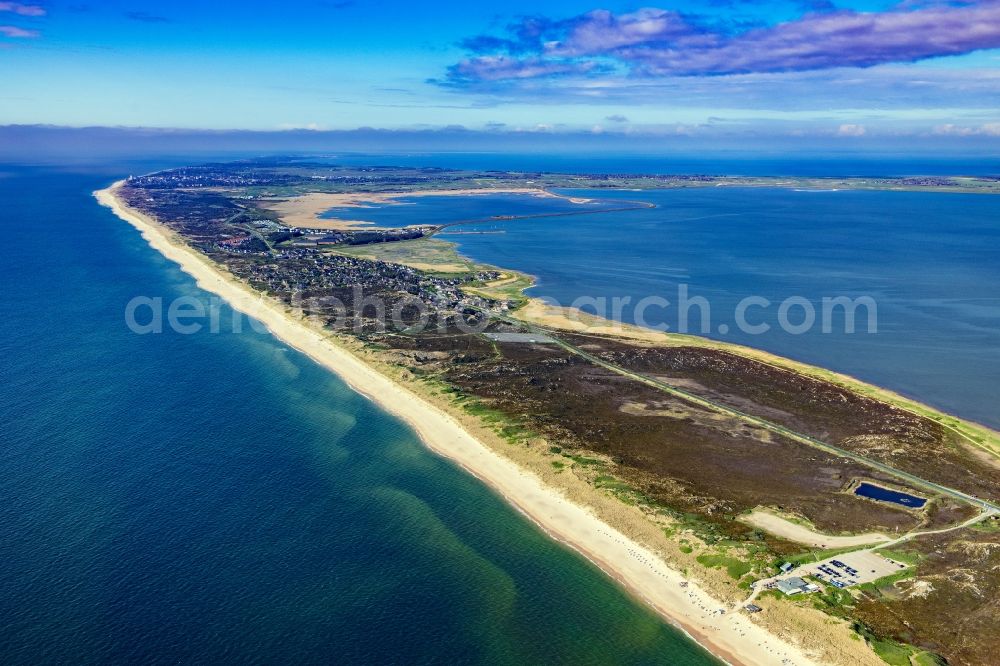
[98,159,1000,666]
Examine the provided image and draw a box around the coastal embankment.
[96,180,824,666]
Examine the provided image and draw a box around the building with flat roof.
[776,577,812,595]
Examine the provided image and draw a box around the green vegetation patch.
[970,516,1000,533]
[812,585,855,617]
[334,237,482,275]
[871,638,918,666]
[876,547,922,566]
[696,553,752,579]
[460,400,535,444]
[857,568,915,596]
[465,272,534,308]
[781,544,868,568]
[594,475,631,491]
[850,622,944,666]
[911,651,948,666]
[565,454,606,468]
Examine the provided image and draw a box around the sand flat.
[260,188,583,230]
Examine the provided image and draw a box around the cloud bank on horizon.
[0,0,997,145]
[445,1,1000,86]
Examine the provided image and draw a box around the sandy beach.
[97,181,820,666]
[260,188,590,230]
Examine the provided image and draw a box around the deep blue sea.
[0,164,717,664]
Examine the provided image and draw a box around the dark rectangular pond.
[854,482,927,508]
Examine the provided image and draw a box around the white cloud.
[837,123,867,136]
[934,122,1000,136]
[276,122,328,131]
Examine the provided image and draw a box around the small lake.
[854,482,927,508]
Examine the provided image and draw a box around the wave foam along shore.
[96,181,819,666]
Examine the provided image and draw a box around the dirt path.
[741,510,890,549]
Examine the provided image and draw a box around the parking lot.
[795,550,907,588]
[752,549,910,601]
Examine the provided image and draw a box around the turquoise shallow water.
[0,165,717,664]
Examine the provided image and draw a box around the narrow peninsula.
[98,160,1000,666]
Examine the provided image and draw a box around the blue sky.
[1,0,998,146]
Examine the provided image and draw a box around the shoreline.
[96,181,823,665]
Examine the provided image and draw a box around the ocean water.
[434,187,1000,429]
[0,165,717,664]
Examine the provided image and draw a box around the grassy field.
[333,235,539,306]
[696,552,753,579]
[331,237,482,274]
[464,272,535,307]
